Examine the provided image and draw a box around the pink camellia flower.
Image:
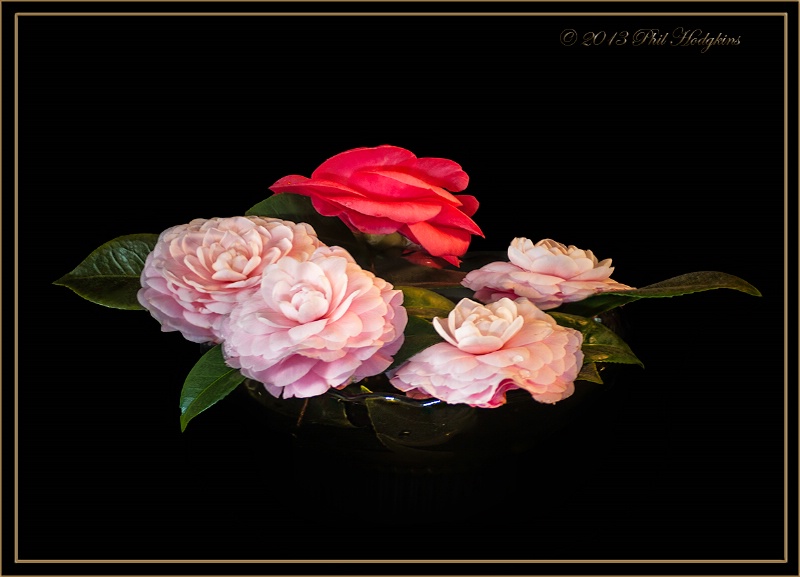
[462,238,634,310]
[388,297,584,408]
[138,216,322,344]
[269,145,484,266]
[220,246,407,399]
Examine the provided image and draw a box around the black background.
[5,1,798,574]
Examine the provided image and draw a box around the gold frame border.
[8,5,794,568]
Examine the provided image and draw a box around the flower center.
[435,299,526,356]
[278,281,331,324]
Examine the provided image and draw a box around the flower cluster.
[55,144,760,430]
[137,216,322,344]
[139,216,406,399]
[135,145,634,407]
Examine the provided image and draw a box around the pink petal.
[287,318,328,342]
[257,355,317,389]
[284,373,333,399]
[529,254,583,278]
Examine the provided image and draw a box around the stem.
[295,398,310,429]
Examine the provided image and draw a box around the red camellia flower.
[269,145,484,266]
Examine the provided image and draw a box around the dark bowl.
[242,309,626,473]
[242,369,613,473]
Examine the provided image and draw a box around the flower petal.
[311,145,416,180]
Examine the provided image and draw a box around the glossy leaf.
[576,362,604,384]
[580,344,643,367]
[179,345,245,432]
[555,271,761,317]
[432,286,475,303]
[53,233,158,310]
[365,396,476,453]
[388,315,443,370]
[243,379,353,428]
[397,285,456,320]
[373,253,468,289]
[550,312,644,368]
[245,194,367,261]
[457,250,510,272]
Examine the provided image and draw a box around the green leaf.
[372,253,468,288]
[550,312,644,368]
[581,344,644,367]
[388,315,443,370]
[53,233,159,310]
[246,380,354,428]
[397,285,456,320]
[365,395,476,455]
[245,194,367,260]
[576,362,604,384]
[457,250,511,272]
[432,286,475,303]
[179,345,245,432]
[555,271,762,317]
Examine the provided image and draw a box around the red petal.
[429,204,484,237]
[401,251,446,269]
[350,171,459,202]
[397,156,469,192]
[455,194,480,217]
[312,145,414,181]
[270,178,368,199]
[342,210,402,235]
[402,221,473,263]
[328,196,442,223]
[308,196,345,217]
[308,197,400,234]
[271,174,445,224]
[269,174,311,190]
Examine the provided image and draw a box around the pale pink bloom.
[388,297,583,408]
[138,216,322,344]
[462,238,634,310]
[220,247,407,399]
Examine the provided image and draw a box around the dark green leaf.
[299,395,354,428]
[53,233,159,310]
[388,315,443,370]
[555,271,762,317]
[432,286,475,303]
[580,344,643,367]
[576,362,604,384]
[244,380,353,428]
[550,312,644,367]
[179,345,245,432]
[457,250,510,272]
[397,285,456,320]
[373,253,467,288]
[245,194,367,260]
[365,395,477,453]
